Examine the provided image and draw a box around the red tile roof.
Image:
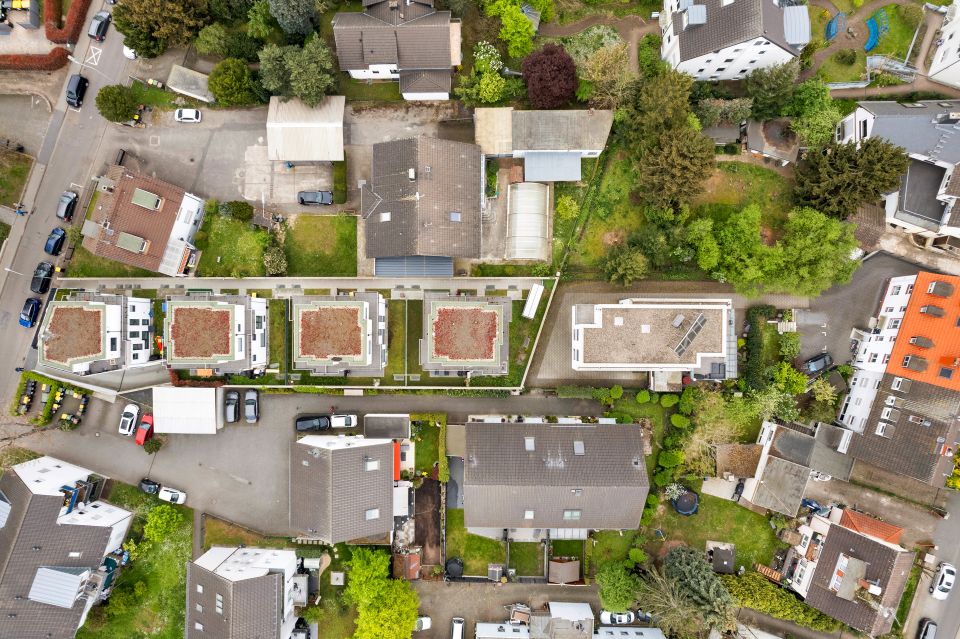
[839,509,904,545]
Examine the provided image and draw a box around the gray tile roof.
[463,423,649,530]
[333,1,453,71]
[898,159,947,225]
[805,524,914,635]
[289,438,395,543]
[769,424,852,481]
[185,563,283,639]
[362,136,482,259]
[750,455,808,516]
[848,373,960,485]
[673,0,797,62]
[859,100,960,164]
[511,110,614,152]
[0,471,113,639]
[399,69,452,94]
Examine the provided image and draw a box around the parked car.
[44,227,66,255]
[295,415,332,432]
[600,610,635,625]
[451,618,465,639]
[30,261,53,294]
[414,617,432,631]
[930,562,956,600]
[158,486,187,505]
[65,74,88,108]
[118,403,140,436]
[802,352,833,375]
[135,414,154,445]
[174,108,202,123]
[224,390,240,424]
[19,298,41,328]
[244,389,259,423]
[297,190,334,206]
[56,190,79,220]
[138,478,160,494]
[918,618,937,639]
[87,10,111,41]
[331,414,358,428]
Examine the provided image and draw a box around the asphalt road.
[0,1,135,407]
[908,490,960,639]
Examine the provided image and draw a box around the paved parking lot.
[0,94,52,157]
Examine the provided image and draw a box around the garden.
[0,148,31,207]
[445,508,507,575]
[284,215,357,277]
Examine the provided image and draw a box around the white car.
[331,414,358,428]
[414,617,431,631]
[600,610,635,625]
[174,108,202,123]
[118,403,140,436]
[930,562,956,600]
[158,487,188,505]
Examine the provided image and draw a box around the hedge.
[45,0,93,43]
[744,305,776,389]
[0,48,70,71]
[722,573,842,632]
[333,159,347,204]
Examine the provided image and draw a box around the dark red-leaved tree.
[521,43,577,109]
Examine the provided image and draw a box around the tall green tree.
[268,0,315,35]
[95,85,139,122]
[744,61,798,120]
[783,79,841,146]
[257,43,296,95]
[623,70,694,151]
[637,568,704,639]
[663,546,736,632]
[498,3,535,58]
[345,548,419,639]
[596,563,639,612]
[288,37,338,106]
[635,126,714,209]
[209,58,259,106]
[773,207,859,295]
[113,0,209,53]
[247,0,276,39]
[695,97,753,127]
[714,204,769,295]
[795,138,909,218]
[194,22,231,57]
[602,245,649,285]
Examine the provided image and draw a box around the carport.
[153,387,219,434]
[507,182,550,261]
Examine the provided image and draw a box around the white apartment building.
[659,0,810,81]
[929,0,960,89]
[838,275,916,433]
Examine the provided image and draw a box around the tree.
[664,547,736,632]
[783,80,841,146]
[194,22,230,56]
[555,194,579,221]
[636,568,704,638]
[478,71,507,103]
[750,385,800,422]
[744,61,798,120]
[247,0,276,39]
[810,377,838,403]
[209,58,259,106]
[346,548,419,639]
[143,505,183,542]
[602,245,649,285]
[723,573,841,632]
[258,44,295,95]
[623,70,694,150]
[112,20,166,57]
[143,438,163,454]
[635,127,714,209]
[268,0,315,35]
[714,204,770,295]
[636,33,667,78]
[596,563,639,612]
[579,43,636,109]
[113,0,209,53]
[795,138,909,218]
[773,362,809,395]
[498,3,535,58]
[95,85,139,122]
[522,44,577,109]
[773,207,859,295]
[683,389,755,473]
[695,97,752,127]
[526,0,553,21]
[779,332,801,360]
[288,37,338,106]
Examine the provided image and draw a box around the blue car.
[44,227,66,256]
[19,298,41,328]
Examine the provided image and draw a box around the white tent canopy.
[153,387,219,434]
[507,182,550,260]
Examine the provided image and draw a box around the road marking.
[69,183,84,190]
[69,108,82,113]
[149,135,160,146]
[86,46,102,66]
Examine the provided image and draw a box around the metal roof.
[524,152,582,182]
[152,387,218,434]
[511,109,614,152]
[267,96,345,162]
[28,567,88,609]
[507,182,550,260]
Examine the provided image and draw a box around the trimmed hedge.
[0,48,70,71]
[744,305,776,389]
[722,573,841,632]
[45,0,93,43]
[333,160,347,204]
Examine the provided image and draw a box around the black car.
[87,10,111,41]
[30,262,53,294]
[56,191,78,221]
[297,190,334,206]
[19,298,41,328]
[138,478,160,494]
[65,74,88,108]
[802,352,834,375]
[44,228,67,256]
[295,415,332,431]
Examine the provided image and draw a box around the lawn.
[68,245,161,278]
[591,530,640,567]
[338,79,402,102]
[651,493,783,569]
[691,162,794,230]
[406,300,425,379]
[412,414,441,474]
[893,562,923,635]
[285,215,357,276]
[384,299,406,380]
[0,148,32,207]
[817,49,867,83]
[870,5,922,62]
[808,6,832,45]
[129,80,179,110]
[760,324,781,370]
[551,539,585,561]
[0,221,9,247]
[195,214,270,277]
[446,509,506,575]
[571,149,638,268]
[269,298,288,373]
[77,483,192,639]
[509,542,544,576]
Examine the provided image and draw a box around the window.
[697,68,705,73]
[142,319,149,325]
[883,354,890,364]
[758,50,766,54]
[364,458,380,471]
[885,306,894,312]
[892,285,902,295]
[563,510,582,521]
[572,488,583,496]
[881,407,892,419]
[68,551,81,558]
[110,337,118,351]
[739,69,747,74]
[196,584,203,594]
[716,67,726,71]
[860,120,868,138]
[888,318,901,329]
[724,58,734,62]
[907,284,914,294]
[868,353,879,363]
[524,510,535,520]
[749,59,757,64]
[215,594,223,614]
[875,422,888,437]
[133,343,143,351]
[900,306,907,312]
[365,508,380,520]
[449,211,461,222]
[939,367,954,379]
[255,316,264,330]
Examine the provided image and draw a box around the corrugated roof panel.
[28,566,88,608]
[783,5,811,45]
[524,152,582,182]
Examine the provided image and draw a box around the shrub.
[834,49,857,66]
[649,392,659,404]
[657,449,685,468]
[678,386,696,415]
[143,438,163,454]
[636,390,650,404]
[610,385,624,400]
[670,413,691,429]
[220,200,255,221]
[0,48,70,71]
[654,469,675,487]
[629,547,649,565]
[646,494,660,508]
[143,505,183,542]
[660,394,678,408]
[744,305,776,389]
[779,332,801,361]
[263,245,287,275]
[44,0,93,43]
[209,58,259,106]
[722,573,841,631]
[901,4,923,29]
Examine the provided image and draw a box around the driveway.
[413,581,601,639]
[795,252,922,364]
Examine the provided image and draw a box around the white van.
[451,617,465,639]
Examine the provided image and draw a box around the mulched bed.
[43,306,103,364]
[170,307,231,358]
[299,307,362,358]
[432,306,498,361]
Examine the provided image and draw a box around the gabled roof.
[399,69,452,94]
[463,423,648,530]
[361,136,482,259]
[671,0,803,62]
[186,563,283,639]
[840,509,904,545]
[858,100,960,164]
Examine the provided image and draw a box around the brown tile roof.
[87,168,186,272]
[673,0,796,62]
[840,509,904,545]
[332,1,453,71]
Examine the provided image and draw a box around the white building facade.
[929,0,960,89]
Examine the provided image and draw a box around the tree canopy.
[596,563,639,612]
[95,85,139,122]
[579,43,635,109]
[522,44,576,109]
[208,58,259,106]
[744,61,798,120]
[602,244,649,285]
[783,80,841,146]
[663,546,736,632]
[268,0,315,35]
[635,126,714,209]
[637,568,704,638]
[346,548,419,639]
[113,0,210,56]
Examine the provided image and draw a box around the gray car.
[244,389,259,424]
[224,390,240,424]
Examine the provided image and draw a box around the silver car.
[244,389,259,424]
[224,390,240,424]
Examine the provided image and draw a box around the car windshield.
[122,411,133,420]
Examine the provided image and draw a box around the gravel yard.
[42,306,103,364]
[298,306,362,358]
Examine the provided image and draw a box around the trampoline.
[865,9,889,52]
[671,491,700,516]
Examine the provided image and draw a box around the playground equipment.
[825,11,846,41]
[865,9,889,52]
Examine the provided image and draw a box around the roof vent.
[408,168,416,181]
[524,437,535,452]
[573,440,585,456]
[927,280,955,297]
[920,305,945,317]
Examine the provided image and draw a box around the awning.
[523,152,582,181]
[374,256,453,277]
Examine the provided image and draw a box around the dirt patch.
[42,306,103,364]
[415,479,442,566]
[601,229,625,247]
[432,306,498,361]
[170,307,232,359]
[298,306,363,358]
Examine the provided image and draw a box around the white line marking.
[70,183,84,190]
[86,46,102,66]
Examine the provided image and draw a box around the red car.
[135,415,154,446]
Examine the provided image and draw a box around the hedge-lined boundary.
[0,47,70,70]
[45,0,93,43]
